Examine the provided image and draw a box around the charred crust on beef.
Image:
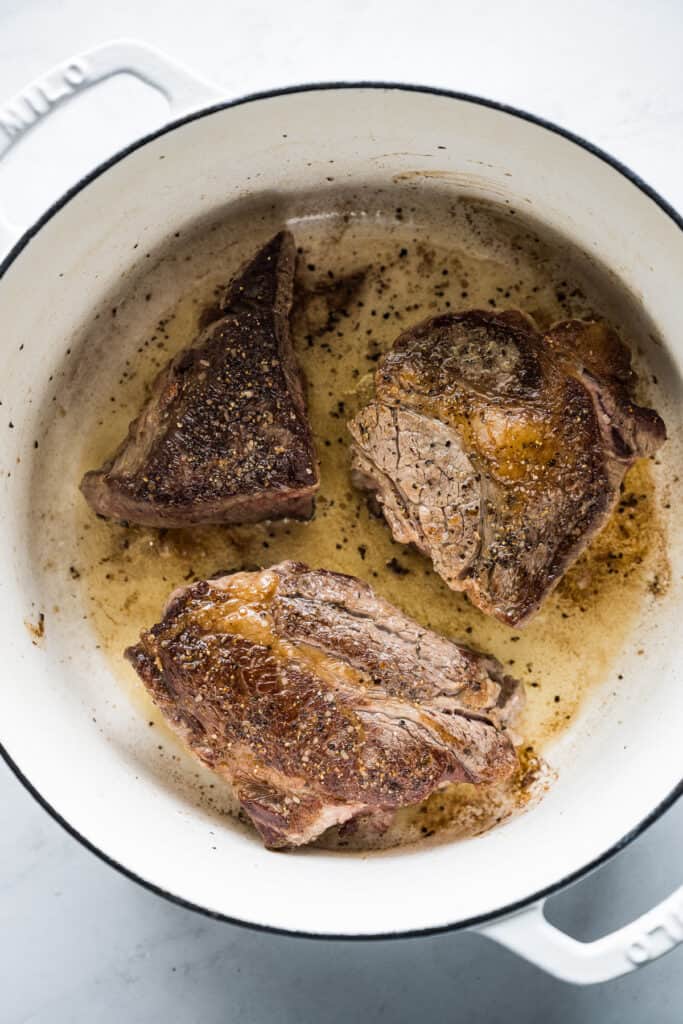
[348,310,666,626]
[125,561,522,849]
[80,231,319,527]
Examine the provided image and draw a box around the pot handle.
[0,39,222,253]
[477,885,683,984]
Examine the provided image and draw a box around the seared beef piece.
[81,232,319,527]
[349,311,666,626]
[126,561,521,849]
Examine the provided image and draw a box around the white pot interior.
[1,87,681,935]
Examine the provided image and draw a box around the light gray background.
[1,1,682,1020]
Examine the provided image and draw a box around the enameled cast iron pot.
[1,41,681,984]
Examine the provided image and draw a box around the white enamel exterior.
[0,40,222,248]
[0,43,681,982]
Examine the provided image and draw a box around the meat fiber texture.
[126,561,522,849]
[81,231,319,527]
[349,310,666,625]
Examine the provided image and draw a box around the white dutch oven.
[1,41,682,985]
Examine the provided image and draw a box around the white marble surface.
[1,0,682,1019]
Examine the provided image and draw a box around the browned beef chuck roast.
[126,561,522,849]
[348,311,665,626]
[81,232,319,527]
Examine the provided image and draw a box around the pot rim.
[1,80,681,941]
